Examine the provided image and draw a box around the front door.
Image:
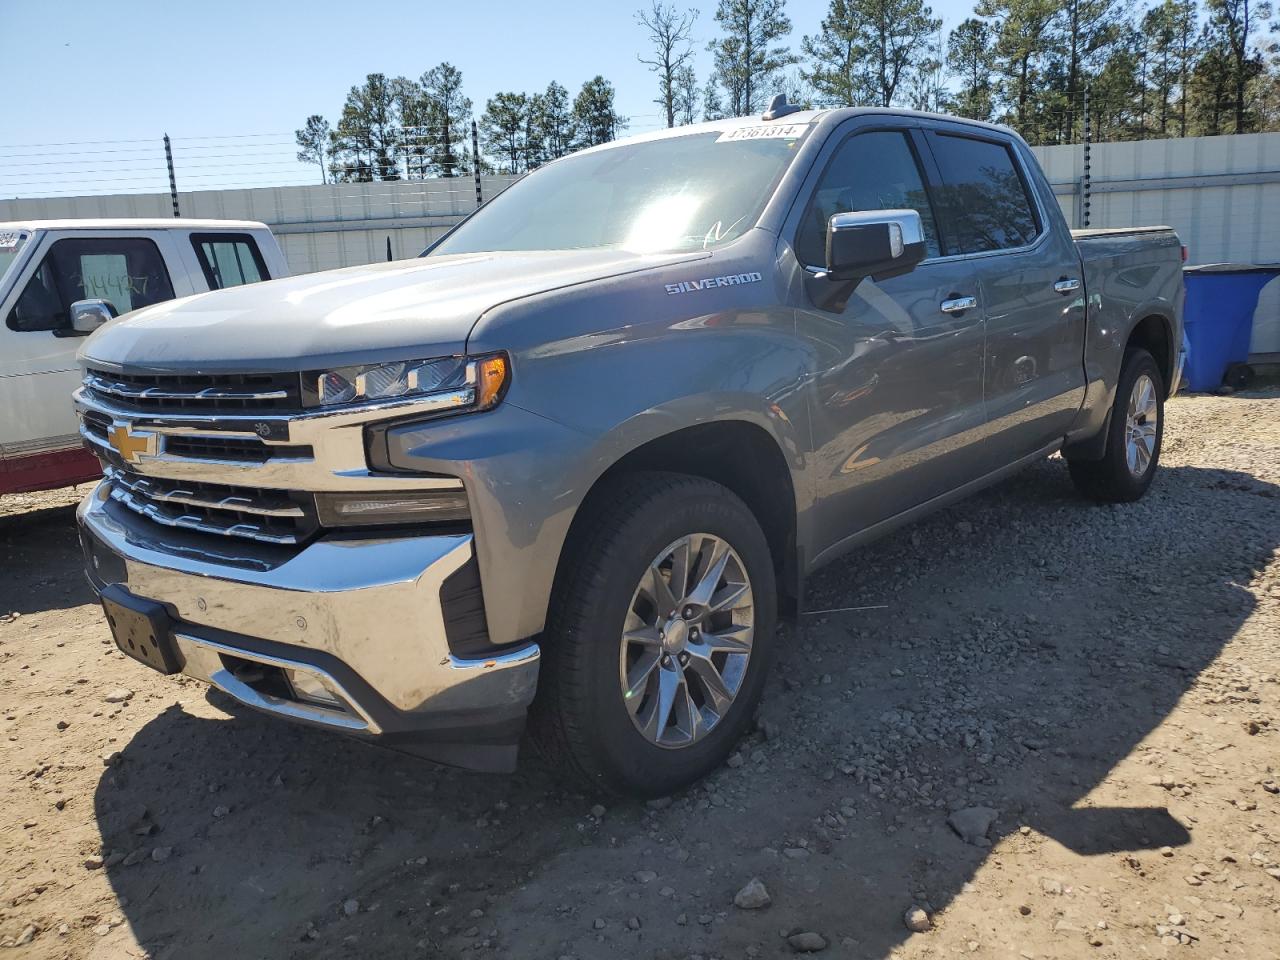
[790,125,988,566]
[0,233,178,482]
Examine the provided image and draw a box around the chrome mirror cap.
[70,299,119,334]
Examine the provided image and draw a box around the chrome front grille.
[104,466,317,545]
[75,365,468,548]
[84,369,302,414]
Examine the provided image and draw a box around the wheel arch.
[553,418,802,621]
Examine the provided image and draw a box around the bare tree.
[637,2,699,127]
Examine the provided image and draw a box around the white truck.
[0,219,287,494]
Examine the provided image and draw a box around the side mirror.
[805,209,928,312]
[826,209,927,282]
[69,299,119,335]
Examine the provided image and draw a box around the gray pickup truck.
[74,102,1184,797]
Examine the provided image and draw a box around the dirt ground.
[1,392,1277,960]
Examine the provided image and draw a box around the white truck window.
[190,233,270,290]
[6,237,175,332]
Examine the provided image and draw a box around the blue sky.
[1,0,974,196]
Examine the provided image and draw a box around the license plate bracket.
[101,584,182,675]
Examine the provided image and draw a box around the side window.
[191,234,269,290]
[795,130,941,268]
[927,134,1040,253]
[5,237,175,332]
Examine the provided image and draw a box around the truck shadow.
[92,460,1278,960]
[0,498,96,615]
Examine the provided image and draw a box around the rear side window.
[795,130,941,267]
[927,134,1040,253]
[6,237,175,332]
[191,233,269,290]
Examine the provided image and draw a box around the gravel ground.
[1,391,1278,960]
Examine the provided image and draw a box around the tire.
[1068,347,1165,502]
[532,471,777,798]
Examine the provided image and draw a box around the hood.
[80,248,706,374]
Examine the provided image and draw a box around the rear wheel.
[1068,347,1164,502]
[533,472,777,798]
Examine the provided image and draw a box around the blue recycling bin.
[1182,264,1280,392]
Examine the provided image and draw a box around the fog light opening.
[285,668,348,711]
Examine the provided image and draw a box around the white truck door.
[0,230,183,462]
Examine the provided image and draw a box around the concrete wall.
[1030,133,1280,265]
[4,132,1278,272]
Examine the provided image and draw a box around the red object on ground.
[0,448,101,495]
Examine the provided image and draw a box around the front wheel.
[533,472,777,798]
[1068,347,1165,502]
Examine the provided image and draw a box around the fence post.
[472,120,482,209]
[1081,89,1092,229]
[164,134,180,218]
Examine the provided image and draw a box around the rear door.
[788,119,989,564]
[923,126,1087,461]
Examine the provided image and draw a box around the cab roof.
[0,218,269,232]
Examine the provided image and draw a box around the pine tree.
[295,115,331,184]
[480,92,530,174]
[572,76,628,147]
[421,63,473,177]
[802,0,940,108]
[947,18,996,121]
[706,0,797,116]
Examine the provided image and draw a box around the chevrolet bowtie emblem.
[107,422,157,464]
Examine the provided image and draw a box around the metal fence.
[2,132,1277,273]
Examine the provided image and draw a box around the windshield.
[431,127,810,256]
[0,230,30,286]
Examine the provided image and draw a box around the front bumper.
[78,486,540,771]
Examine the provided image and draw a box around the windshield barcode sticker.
[716,124,809,143]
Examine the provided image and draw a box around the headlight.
[303,354,509,412]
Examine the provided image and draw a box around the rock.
[590,804,607,819]
[343,898,359,916]
[102,749,123,767]
[727,753,745,769]
[1040,877,1063,896]
[56,720,70,730]
[646,797,673,811]
[122,848,148,867]
[956,521,974,535]
[15,925,36,946]
[948,807,998,845]
[634,870,657,884]
[84,854,104,870]
[787,931,828,952]
[783,847,810,860]
[151,846,173,862]
[213,805,230,818]
[734,878,772,910]
[103,688,134,703]
[903,905,931,932]
[592,918,606,930]
[93,924,112,936]
[627,916,641,930]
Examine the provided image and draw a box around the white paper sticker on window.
[0,232,23,251]
[716,124,810,143]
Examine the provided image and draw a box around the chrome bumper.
[78,486,539,741]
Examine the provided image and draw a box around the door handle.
[940,296,978,314]
[1054,277,1081,294]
